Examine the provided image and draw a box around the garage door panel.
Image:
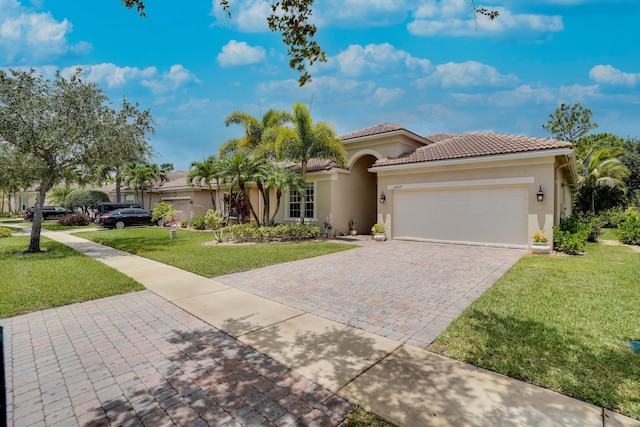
[393,186,528,247]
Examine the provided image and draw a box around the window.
[288,184,314,219]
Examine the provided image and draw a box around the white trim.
[284,181,317,222]
[369,148,574,173]
[347,149,383,168]
[343,129,431,145]
[387,177,535,191]
[394,236,528,250]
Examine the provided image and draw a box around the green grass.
[75,227,357,277]
[429,243,640,419]
[342,406,397,426]
[0,236,143,318]
[40,222,97,231]
[600,227,619,241]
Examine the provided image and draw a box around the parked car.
[95,208,154,229]
[96,202,142,215]
[24,206,74,221]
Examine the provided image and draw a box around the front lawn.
[429,243,640,419]
[75,227,356,277]
[0,236,143,318]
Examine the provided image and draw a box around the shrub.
[180,219,189,228]
[558,213,602,243]
[618,208,640,245]
[152,202,180,224]
[0,226,13,238]
[0,212,13,218]
[553,227,587,255]
[225,223,322,243]
[58,213,91,227]
[599,207,624,228]
[190,210,224,230]
[65,189,110,213]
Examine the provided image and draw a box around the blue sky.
[1,0,639,170]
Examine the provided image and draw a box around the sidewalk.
[10,230,640,426]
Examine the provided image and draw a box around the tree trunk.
[256,181,269,226]
[27,177,53,253]
[7,193,12,214]
[239,181,260,226]
[270,190,282,225]
[115,167,122,202]
[300,161,308,225]
[591,188,595,213]
[208,186,216,211]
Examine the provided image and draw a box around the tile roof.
[287,159,342,173]
[424,132,459,143]
[373,132,572,168]
[340,123,428,143]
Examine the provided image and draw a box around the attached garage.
[393,183,529,248]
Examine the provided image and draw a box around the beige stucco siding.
[374,155,563,248]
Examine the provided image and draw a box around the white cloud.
[452,83,599,108]
[217,40,266,67]
[589,65,639,86]
[371,87,405,105]
[0,1,91,63]
[142,65,201,94]
[210,0,271,32]
[61,63,157,88]
[408,0,563,39]
[330,43,431,77]
[415,61,518,88]
[314,0,409,27]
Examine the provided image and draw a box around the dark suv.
[25,206,74,221]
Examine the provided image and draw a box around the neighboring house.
[1,188,40,214]
[272,123,578,250]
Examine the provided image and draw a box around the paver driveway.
[216,240,526,348]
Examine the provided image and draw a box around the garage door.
[393,185,528,248]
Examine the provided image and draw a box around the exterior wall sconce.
[536,186,544,202]
[173,192,177,197]
[380,191,386,203]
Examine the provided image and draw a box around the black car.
[96,202,142,215]
[25,206,74,221]
[95,208,154,229]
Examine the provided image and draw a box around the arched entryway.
[346,155,378,234]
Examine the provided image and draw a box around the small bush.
[180,219,189,228]
[618,208,640,245]
[190,210,224,231]
[553,227,587,255]
[558,213,602,243]
[0,227,13,238]
[58,213,91,227]
[152,202,180,224]
[0,212,13,218]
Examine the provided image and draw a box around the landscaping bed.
[428,242,640,419]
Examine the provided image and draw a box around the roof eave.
[369,148,575,172]
[342,129,431,146]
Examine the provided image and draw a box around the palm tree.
[146,163,169,209]
[266,165,306,225]
[220,151,264,225]
[273,102,347,223]
[579,147,630,213]
[221,109,292,158]
[123,162,149,207]
[188,155,223,211]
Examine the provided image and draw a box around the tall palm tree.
[273,102,347,224]
[220,108,292,158]
[579,147,630,213]
[188,155,223,210]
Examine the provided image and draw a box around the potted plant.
[371,223,386,241]
[531,230,551,254]
[348,218,357,236]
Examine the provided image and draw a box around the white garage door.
[393,185,528,248]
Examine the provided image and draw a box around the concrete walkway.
[4,230,639,426]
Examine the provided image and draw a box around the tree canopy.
[542,103,598,144]
[0,68,154,252]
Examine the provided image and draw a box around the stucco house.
[272,123,578,250]
[102,123,577,251]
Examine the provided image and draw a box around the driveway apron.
[216,240,526,348]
